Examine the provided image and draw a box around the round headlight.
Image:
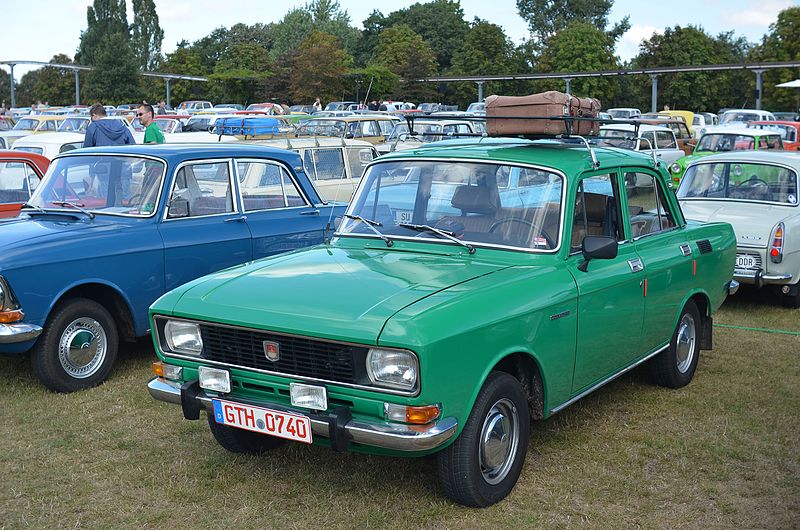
[669,162,682,174]
[366,348,418,391]
[164,320,203,356]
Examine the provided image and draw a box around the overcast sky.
[1,0,796,79]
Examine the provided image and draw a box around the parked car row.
[1,98,797,509]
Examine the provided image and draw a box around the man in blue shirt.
[84,103,136,147]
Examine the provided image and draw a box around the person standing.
[84,103,135,147]
[156,100,167,115]
[313,97,322,111]
[139,103,165,144]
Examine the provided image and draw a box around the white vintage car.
[677,151,800,307]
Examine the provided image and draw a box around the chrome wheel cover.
[479,398,520,485]
[58,318,107,379]
[675,313,697,374]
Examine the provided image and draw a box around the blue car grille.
[198,324,365,384]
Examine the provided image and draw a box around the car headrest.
[451,185,498,215]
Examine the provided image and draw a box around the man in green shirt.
[138,103,165,144]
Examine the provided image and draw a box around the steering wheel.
[489,218,554,249]
[738,176,768,188]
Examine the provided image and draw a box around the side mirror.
[168,197,189,218]
[578,236,618,272]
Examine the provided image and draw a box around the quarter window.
[303,149,346,181]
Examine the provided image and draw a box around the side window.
[625,173,676,237]
[237,160,307,211]
[305,148,346,181]
[168,162,233,218]
[572,173,622,251]
[60,142,83,154]
[758,137,768,149]
[657,131,676,149]
[346,148,374,179]
[364,121,382,137]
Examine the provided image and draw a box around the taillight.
[769,223,784,263]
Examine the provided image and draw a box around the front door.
[566,171,646,392]
[158,160,252,291]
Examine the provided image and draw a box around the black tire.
[30,298,118,393]
[649,300,701,388]
[437,372,530,507]
[206,413,286,454]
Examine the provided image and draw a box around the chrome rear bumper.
[734,268,793,287]
[0,322,43,344]
[147,377,458,453]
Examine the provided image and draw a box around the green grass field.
[1,287,797,529]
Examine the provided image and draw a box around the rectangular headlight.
[164,320,203,356]
[366,348,418,391]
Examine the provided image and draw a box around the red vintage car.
[749,121,800,151]
[0,150,49,218]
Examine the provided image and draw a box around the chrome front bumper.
[0,322,43,344]
[148,377,458,453]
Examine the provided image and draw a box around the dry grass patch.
[0,303,798,529]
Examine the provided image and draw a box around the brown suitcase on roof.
[485,91,601,136]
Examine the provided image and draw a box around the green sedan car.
[668,126,784,186]
[147,138,737,507]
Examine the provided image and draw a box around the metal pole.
[650,74,658,113]
[565,78,572,95]
[166,79,171,109]
[476,81,484,102]
[9,63,15,109]
[754,70,764,110]
[74,70,80,106]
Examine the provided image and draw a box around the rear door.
[235,158,330,259]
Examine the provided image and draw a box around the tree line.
[2,0,798,112]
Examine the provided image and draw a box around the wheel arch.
[49,282,137,342]
[489,351,546,421]
[684,290,712,350]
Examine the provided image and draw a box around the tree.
[372,24,438,100]
[33,55,79,105]
[516,0,630,49]
[270,1,359,62]
[77,0,141,104]
[158,43,210,103]
[351,65,401,104]
[448,19,528,107]
[131,0,164,71]
[633,25,752,112]
[289,31,352,103]
[209,43,272,106]
[361,1,469,70]
[536,21,620,101]
[752,7,800,111]
[0,69,11,108]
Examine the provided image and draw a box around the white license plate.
[212,399,312,444]
[735,255,757,269]
[394,210,412,224]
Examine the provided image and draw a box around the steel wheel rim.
[58,318,107,379]
[479,397,520,485]
[675,313,696,374]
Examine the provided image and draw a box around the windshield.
[58,118,89,132]
[720,112,759,124]
[339,160,564,251]
[678,162,798,205]
[598,128,636,148]
[29,155,166,216]
[295,119,346,137]
[14,119,39,131]
[608,110,631,119]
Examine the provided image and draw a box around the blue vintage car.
[0,144,344,392]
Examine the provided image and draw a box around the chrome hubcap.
[479,398,519,485]
[58,318,107,379]
[675,313,696,374]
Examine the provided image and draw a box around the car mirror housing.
[578,236,618,272]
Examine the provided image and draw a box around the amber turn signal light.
[0,310,24,324]
[384,402,441,425]
[152,361,165,377]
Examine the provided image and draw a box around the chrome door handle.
[224,215,247,223]
[679,243,692,256]
[300,209,320,216]
[628,258,644,273]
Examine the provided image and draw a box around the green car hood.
[159,244,510,344]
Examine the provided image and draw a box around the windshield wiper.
[398,223,476,254]
[20,202,46,214]
[344,214,393,247]
[51,201,95,219]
